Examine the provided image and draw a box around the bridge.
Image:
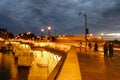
[3,38,100,80]
[1,37,120,80]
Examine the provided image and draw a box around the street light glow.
[41,29,44,32]
[41,28,44,37]
[48,26,51,36]
[90,34,93,37]
[48,26,51,30]
[101,33,104,36]
[27,32,31,35]
[101,33,104,41]
[21,33,23,36]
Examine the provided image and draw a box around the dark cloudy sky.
[0,0,120,35]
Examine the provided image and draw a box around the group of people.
[88,42,98,51]
[79,41,114,58]
[92,42,114,58]
[103,42,114,58]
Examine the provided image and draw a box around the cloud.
[0,12,27,35]
[0,0,120,35]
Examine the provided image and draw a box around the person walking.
[108,42,114,58]
[88,42,92,49]
[103,42,108,58]
[94,42,98,51]
[79,40,82,52]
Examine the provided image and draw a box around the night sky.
[0,0,120,35]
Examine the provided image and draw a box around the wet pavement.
[77,50,120,80]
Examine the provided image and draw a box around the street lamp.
[90,34,93,39]
[48,26,51,36]
[101,33,104,41]
[90,34,93,37]
[79,12,89,52]
[41,28,44,36]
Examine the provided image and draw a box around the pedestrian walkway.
[77,50,120,80]
[57,46,82,80]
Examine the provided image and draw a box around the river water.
[0,50,61,80]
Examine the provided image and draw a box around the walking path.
[57,46,82,80]
[45,41,120,80]
[77,50,120,80]
[57,45,120,80]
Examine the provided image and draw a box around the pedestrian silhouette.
[88,42,92,49]
[103,42,108,58]
[80,41,82,45]
[94,42,98,51]
[79,41,82,52]
[108,42,113,58]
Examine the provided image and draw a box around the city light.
[48,26,51,36]
[41,29,44,32]
[21,33,23,36]
[101,33,104,41]
[90,34,93,37]
[48,26,51,30]
[27,32,31,35]
[41,28,44,37]
[101,33,104,36]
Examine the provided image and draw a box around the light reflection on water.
[0,50,61,80]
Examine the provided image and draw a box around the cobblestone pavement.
[77,50,120,80]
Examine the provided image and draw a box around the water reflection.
[0,52,17,80]
[0,50,62,80]
[28,50,61,80]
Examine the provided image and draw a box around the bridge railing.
[33,42,71,52]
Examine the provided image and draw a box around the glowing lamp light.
[90,34,93,37]
[27,32,31,35]
[101,33,104,36]
[48,26,51,30]
[41,29,44,32]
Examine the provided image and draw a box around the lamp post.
[79,12,88,52]
[41,29,44,36]
[48,26,51,36]
[90,34,93,37]
[90,34,93,40]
